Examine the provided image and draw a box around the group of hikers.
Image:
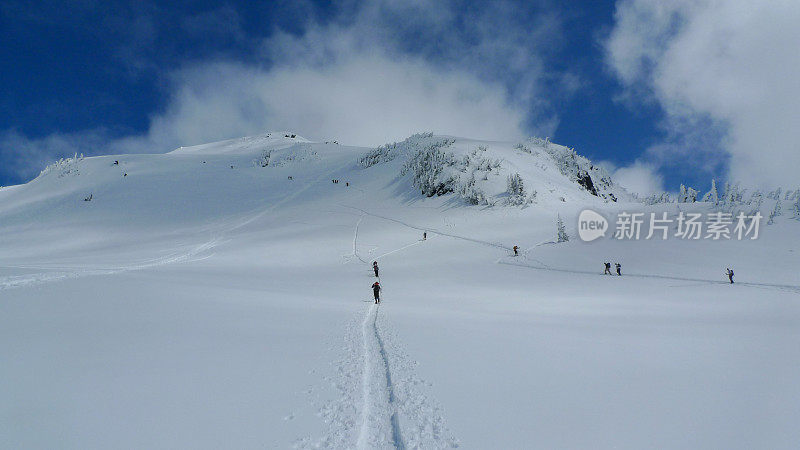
[604,262,622,276]
[512,243,735,284]
[371,232,428,303]
[372,261,381,304]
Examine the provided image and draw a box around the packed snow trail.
[356,304,405,450]
[345,206,800,296]
[309,213,457,449]
[342,205,511,251]
[0,237,218,291]
[499,258,800,295]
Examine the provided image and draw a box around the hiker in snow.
[726,268,734,284]
[615,263,622,276]
[604,262,612,275]
[423,232,427,241]
[513,245,519,256]
[373,261,379,277]
[372,281,381,304]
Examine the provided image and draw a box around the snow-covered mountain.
[1,132,798,449]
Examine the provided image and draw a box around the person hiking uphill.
[726,268,734,284]
[373,261,379,277]
[513,245,519,256]
[615,263,622,276]
[604,262,612,275]
[372,281,381,304]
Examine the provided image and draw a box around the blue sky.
[2,0,798,193]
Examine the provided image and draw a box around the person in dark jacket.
[373,261,379,277]
[615,263,622,276]
[604,262,612,275]
[372,282,381,304]
[726,268,734,284]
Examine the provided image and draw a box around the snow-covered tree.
[401,140,457,197]
[767,187,781,200]
[793,195,800,219]
[678,184,699,203]
[459,173,487,205]
[702,179,719,205]
[557,214,569,242]
[506,173,526,206]
[768,198,782,225]
[747,191,763,216]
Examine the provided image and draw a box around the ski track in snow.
[305,212,458,449]
[0,238,218,291]
[346,205,800,297]
[342,205,510,251]
[499,258,800,296]
[356,304,405,450]
[1,158,354,293]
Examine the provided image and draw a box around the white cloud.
[609,161,665,197]
[3,0,570,183]
[0,130,113,184]
[148,55,527,148]
[606,0,800,188]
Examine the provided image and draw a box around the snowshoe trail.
[357,304,405,449]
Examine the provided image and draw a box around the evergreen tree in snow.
[678,184,699,202]
[793,195,800,219]
[747,191,763,213]
[702,179,719,205]
[506,173,527,206]
[768,198,782,225]
[557,214,569,242]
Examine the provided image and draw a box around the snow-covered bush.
[400,139,458,197]
[254,144,317,167]
[506,173,528,206]
[540,143,618,201]
[644,192,672,205]
[459,147,501,172]
[360,143,399,168]
[254,149,271,167]
[38,153,84,178]
[513,143,531,153]
[529,136,550,149]
[459,173,488,205]
[271,144,317,166]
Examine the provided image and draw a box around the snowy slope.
[1,133,799,449]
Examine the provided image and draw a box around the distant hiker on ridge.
[372,281,381,304]
[373,261,379,277]
[513,245,519,256]
[423,232,427,241]
[615,263,622,276]
[726,268,734,284]
[604,262,612,275]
